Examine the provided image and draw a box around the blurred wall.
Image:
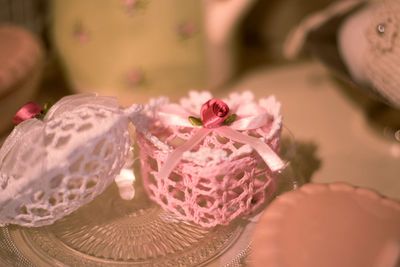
[239,0,335,70]
[0,0,48,37]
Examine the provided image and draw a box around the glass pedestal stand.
[0,129,301,267]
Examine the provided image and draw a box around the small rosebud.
[13,102,43,125]
[200,99,230,128]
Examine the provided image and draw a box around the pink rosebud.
[200,98,230,128]
[13,102,43,125]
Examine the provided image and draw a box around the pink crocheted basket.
[136,91,282,227]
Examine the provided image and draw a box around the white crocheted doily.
[0,94,141,227]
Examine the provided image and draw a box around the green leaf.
[42,102,51,113]
[35,101,52,120]
[223,114,237,125]
[188,116,203,126]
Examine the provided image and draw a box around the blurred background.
[0,0,335,111]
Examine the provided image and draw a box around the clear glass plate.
[0,127,302,267]
[1,183,246,267]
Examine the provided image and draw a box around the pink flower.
[73,22,90,44]
[178,21,197,39]
[200,98,229,128]
[13,102,43,125]
[127,68,145,87]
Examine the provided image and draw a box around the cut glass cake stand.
[0,129,300,267]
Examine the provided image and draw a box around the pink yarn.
[137,92,282,227]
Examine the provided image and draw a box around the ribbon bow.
[157,98,285,180]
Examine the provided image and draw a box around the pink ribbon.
[157,102,285,180]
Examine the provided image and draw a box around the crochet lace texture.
[365,0,400,106]
[0,94,140,227]
[137,91,282,227]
